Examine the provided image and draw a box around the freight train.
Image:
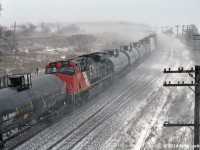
[0,33,156,148]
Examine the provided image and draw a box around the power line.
[163,66,200,150]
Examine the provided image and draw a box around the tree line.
[0,23,97,54]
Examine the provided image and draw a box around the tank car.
[104,49,130,75]
[0,74,66,147]
[120,45,140,65]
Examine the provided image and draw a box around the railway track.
[65,37,190,150]
[16,35,189,150]
[4,122,47,150]
[73,52,188,150]
[2,101,73,150]
[48,70,166,150]
[2,52,155,150]
[14,52,162,149]
[101,88,165,150]
[19,47,180,148]
[0,55,148,150]
[2,106,70,150]
[109,39,193,150]
[15,51,161,149]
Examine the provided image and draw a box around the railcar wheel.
[0,143,3,150]
[6,131,11,137]
[51,111,59,123]
[109,74,114,84]
[103,80,108,89]
[75,96,82,108]
[18,126,22,131]
[0,134,3,150]
[82,91,89,101]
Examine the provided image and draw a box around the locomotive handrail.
[65,82,75,103]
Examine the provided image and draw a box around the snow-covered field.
[15,34,199,150]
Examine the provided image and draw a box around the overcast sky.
[0,0,200,27]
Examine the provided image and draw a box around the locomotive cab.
[45,61,63,74]
[59,62,75,76]
[45,67,58,74]
[45,60,85,95]
[58,60,88,95]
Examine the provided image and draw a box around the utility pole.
[193,35,200,51]
[161,26,173,32]
[0,0,3,13]
[175,25,180,37]
[57,25,60,33]
[163,66,200,150]
[11,21,19,54]
[161,26,168,33]
[40,22,45,37]
[182,25,189,37]
[0,1,2,16]
[174,25,190,38]
[13,21,16,41]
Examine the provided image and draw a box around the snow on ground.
[72,35,195,150]
[15,34,199,150]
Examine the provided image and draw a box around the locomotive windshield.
[46,67,58,74]
[60,66,74,75]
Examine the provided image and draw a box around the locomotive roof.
[80,51,107,57]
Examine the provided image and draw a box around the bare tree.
[186,24,199,45]
[187,24,198,38]
[67,34,96,52]
[0,26,13,53]
[58,24,81,35]
[43,26,51,36]
[16,23,39,38]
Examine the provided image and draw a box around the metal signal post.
[163,66,200,150]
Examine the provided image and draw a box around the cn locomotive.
[0,33,156,148]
